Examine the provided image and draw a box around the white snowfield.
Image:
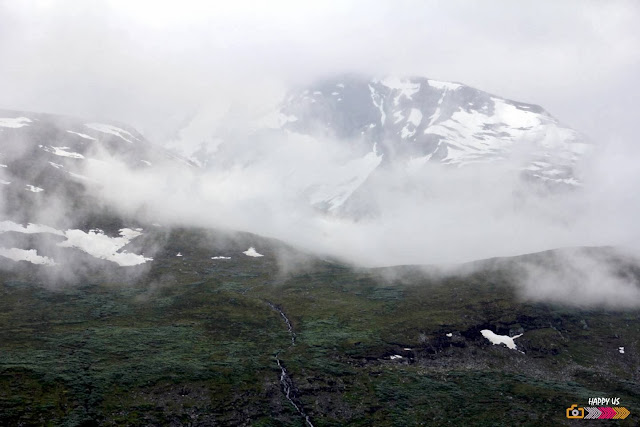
[0,220,152,266]
[59,228,152,266]
[368,84,386,125]
[25,185,44,193]
[85,123,139,143]
[49,161,64,169]
[407,108,423,127]
[393,110,404,124]
[428,91,446,127]
[481,329,523,351]
[0,221,64,236]
[66,130,96,141]
[400,108,423,139]
[427,79,462,91]
[243,247,264,257]
[0,248,56,266]
[424,97,565,166]
[0,117,32,128]
[211,256,231,260]
[379,76,421,105]
[39,145,85,159]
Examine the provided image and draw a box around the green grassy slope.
[0,228,638,426]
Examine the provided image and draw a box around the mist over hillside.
[1,92,639,308]
[1,2,639,425]
[0,2,638,274]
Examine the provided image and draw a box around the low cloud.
[76,127,638,266]
[515,247,640,308]
[0,2,639,305]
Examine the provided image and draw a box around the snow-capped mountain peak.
[267,74,589,190]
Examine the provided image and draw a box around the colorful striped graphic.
[598,407,616,419]
[613,407,630,419]
[583,407,600,419]
[568,405,630,420]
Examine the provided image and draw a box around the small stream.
[267,301,313,427]
[267,301,296,346]
[276,353,314,427]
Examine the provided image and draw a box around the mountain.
[0,100,637,425]
[254,74,590,212]
[0,109,196,270]
[0,108,195,202]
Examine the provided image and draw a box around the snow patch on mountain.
[379,76,421,105]
[49,161,64,169]
[58,228,152,266]
[424,97,549,165]
[427,79,461,91]
[400,108,423,139]
[39,145,85,159]
[0,220,153,267]
[25,185,44,193]
[243,247,263,257]
[481,329,523,351]
[369,85,386,125]
[0,247,56,265]
[0,220,65,236]
[67,130,96,141]
[407,109,423,127]
[0,117,32,128]
[85,123,139,143]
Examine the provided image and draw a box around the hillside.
[0,228,638,425]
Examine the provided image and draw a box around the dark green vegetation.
[0,228,638,426]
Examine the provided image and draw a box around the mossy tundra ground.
[0,228,638,426]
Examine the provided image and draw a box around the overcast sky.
[1,0,639,146]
